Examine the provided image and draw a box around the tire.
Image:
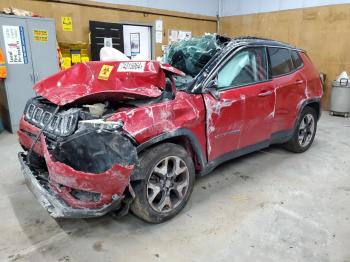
[130,143,195,223]
[284,107,318,153]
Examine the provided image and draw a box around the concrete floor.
[0,112,349,262]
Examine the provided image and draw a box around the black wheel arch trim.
[131,128,206,180]
[298,97,321,121]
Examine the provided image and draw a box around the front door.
[204,47,274,161]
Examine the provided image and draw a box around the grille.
[23,99,79,138]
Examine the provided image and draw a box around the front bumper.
[18,153,122,218]
[17,116,138,218]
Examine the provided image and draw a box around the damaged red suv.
[18,36,322,223]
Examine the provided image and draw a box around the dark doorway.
[89,21,124,61]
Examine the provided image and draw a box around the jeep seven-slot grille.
[23,100,79,138]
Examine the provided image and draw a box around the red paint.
[41,135,134,208]
[34,61,184,105]
[108,92,206,149]
[203,80,276,160]
[272,52,323,134]
[18,47,322,212]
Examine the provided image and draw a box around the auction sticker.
[2,25,28,64]
[117,62,146,72]
[98,65,114,80]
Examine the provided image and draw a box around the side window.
[268,47,293,77]
[291,50,303,69]
[217,47,268,89]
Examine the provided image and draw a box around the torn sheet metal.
[107,92,207,149]
[41,134,136,209]
[33,61,185,106]
[18,152,123,218]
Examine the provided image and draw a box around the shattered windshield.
[163,34,225,89]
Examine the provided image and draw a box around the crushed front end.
[18,96,138,218]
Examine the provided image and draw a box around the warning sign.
[2,25,28,64]
[61,17,73,32]
[98,65,114,80]
[33,30,48,42]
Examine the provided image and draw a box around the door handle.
[296,80,304,85]
[258,90,273,97]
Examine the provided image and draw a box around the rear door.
[204,47,274,161]
[89,21,124,61]
[268,47,306,133]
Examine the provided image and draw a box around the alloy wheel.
[298,113,315,147]
[147,156,190,213]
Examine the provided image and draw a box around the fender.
[295,97,322,129]
[131,128,206,180]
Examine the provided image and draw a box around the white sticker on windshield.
[117,62,146,72]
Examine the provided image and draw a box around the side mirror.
[207,78,220,100]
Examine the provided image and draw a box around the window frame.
[206,46,272,92]
[290,50,304,71]
[267,47,305,79]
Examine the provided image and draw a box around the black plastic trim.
[200,140,270,176]
[199,128,294,176]
[134,128,206,180]
[297,97,322,123]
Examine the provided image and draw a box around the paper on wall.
[155,20,163,31]
[169,30,178,43]
[33,29,48,42]
[104,37,113,47]
[156,31,163,44]
[178,31,192,41]
[61,16,73,32]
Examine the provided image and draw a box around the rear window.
[291,50,303,69]
[268,47,293,77]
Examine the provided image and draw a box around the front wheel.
[284,107,318,153]
[130,143,195,223]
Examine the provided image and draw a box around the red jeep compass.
[18,37,323,223]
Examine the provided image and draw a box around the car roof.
[228,36,302,51]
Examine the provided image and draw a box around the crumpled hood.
[34,61,185,105]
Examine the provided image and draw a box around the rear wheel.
[284,107,317,153]
[131,143,195,223]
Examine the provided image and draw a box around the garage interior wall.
[93,0,219,16]
[1,0,349,108]
[0,0,217,58]
[219,2,350,109]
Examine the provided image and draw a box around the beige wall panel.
[220,4,350,108]
[0,0,217,57]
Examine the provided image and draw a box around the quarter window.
[268,47,294,77]
[291,50,303,69]
[217,47,268,89]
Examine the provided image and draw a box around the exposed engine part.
[83,103,107,117]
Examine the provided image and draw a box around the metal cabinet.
[0,15,59,132]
